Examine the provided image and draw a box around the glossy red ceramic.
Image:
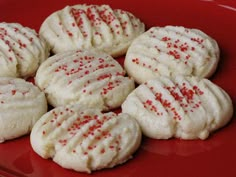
[0,0,236,177]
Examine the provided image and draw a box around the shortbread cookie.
[30,104,141,173]
[0,77,47,143]
[122,75,233,140]
[0,22,50,78]
[124,26,220,84]
[39,4,145,57]
[35,49,135,110]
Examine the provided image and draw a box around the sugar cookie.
[0,77,47,143]
[35,49,135,110]
[125,26,220,84]
[122,75,233,139]
[39,4,145,57]
[0,22,49,78]
[30,104,141,173]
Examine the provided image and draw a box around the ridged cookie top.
[39,4,145,57]
[122,75,233,140]
[124,26,220,83]
[0,77,47,142]
[0,22,50,78]
[35,50,135,110]
[30,105,141,173]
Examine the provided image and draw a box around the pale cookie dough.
[124,26,220,84]
[30,104,141,173]
[0,22,50,78]
[35,49,135,110]
[0,77,47,143]
[39,4,145,57]
[122,75,233,140]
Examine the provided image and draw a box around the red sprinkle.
[162,36,171,41]
[191,37,204,45]
[84,152,88,155]
[100,148,105,154]
[168,50,180,59]
[132,58,139,64]
[11,90,16,95]
[66,30,73,37]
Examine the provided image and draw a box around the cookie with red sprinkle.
[39,4,145,57]
[35,49,135,110]
[122,75,233,140]
[30,104,141,173]
[0,22,50,78]
[0,77,47,143]
[124,26,220,84]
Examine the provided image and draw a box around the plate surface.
[0,0,236,177]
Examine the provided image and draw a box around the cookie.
[35,49,135,110]
[39,4,145,57]
[121,75,233,140]
[0,22,50,78]
[30,104,141,173]
[124,26,220,84]
[0,77,47,143]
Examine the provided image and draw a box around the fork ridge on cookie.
[39,4,145,57]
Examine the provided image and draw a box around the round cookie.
[0,22,50,78]
[39,4,145,57]
[124,26,220,84]
[121,75,233,140]
[30,104,141,173]
[0,77,47,143]
[35,49,135,110]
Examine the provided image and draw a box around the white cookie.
[125,26,220,84]
[35,49,135,110]
[122,75,233,140]
[30,104,141,173]
[39,4,145,57]
[0,22,50,78]
[0,77,47,143]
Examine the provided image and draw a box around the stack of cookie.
[0,3,233,174]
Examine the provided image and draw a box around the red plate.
[0,0,236,176]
